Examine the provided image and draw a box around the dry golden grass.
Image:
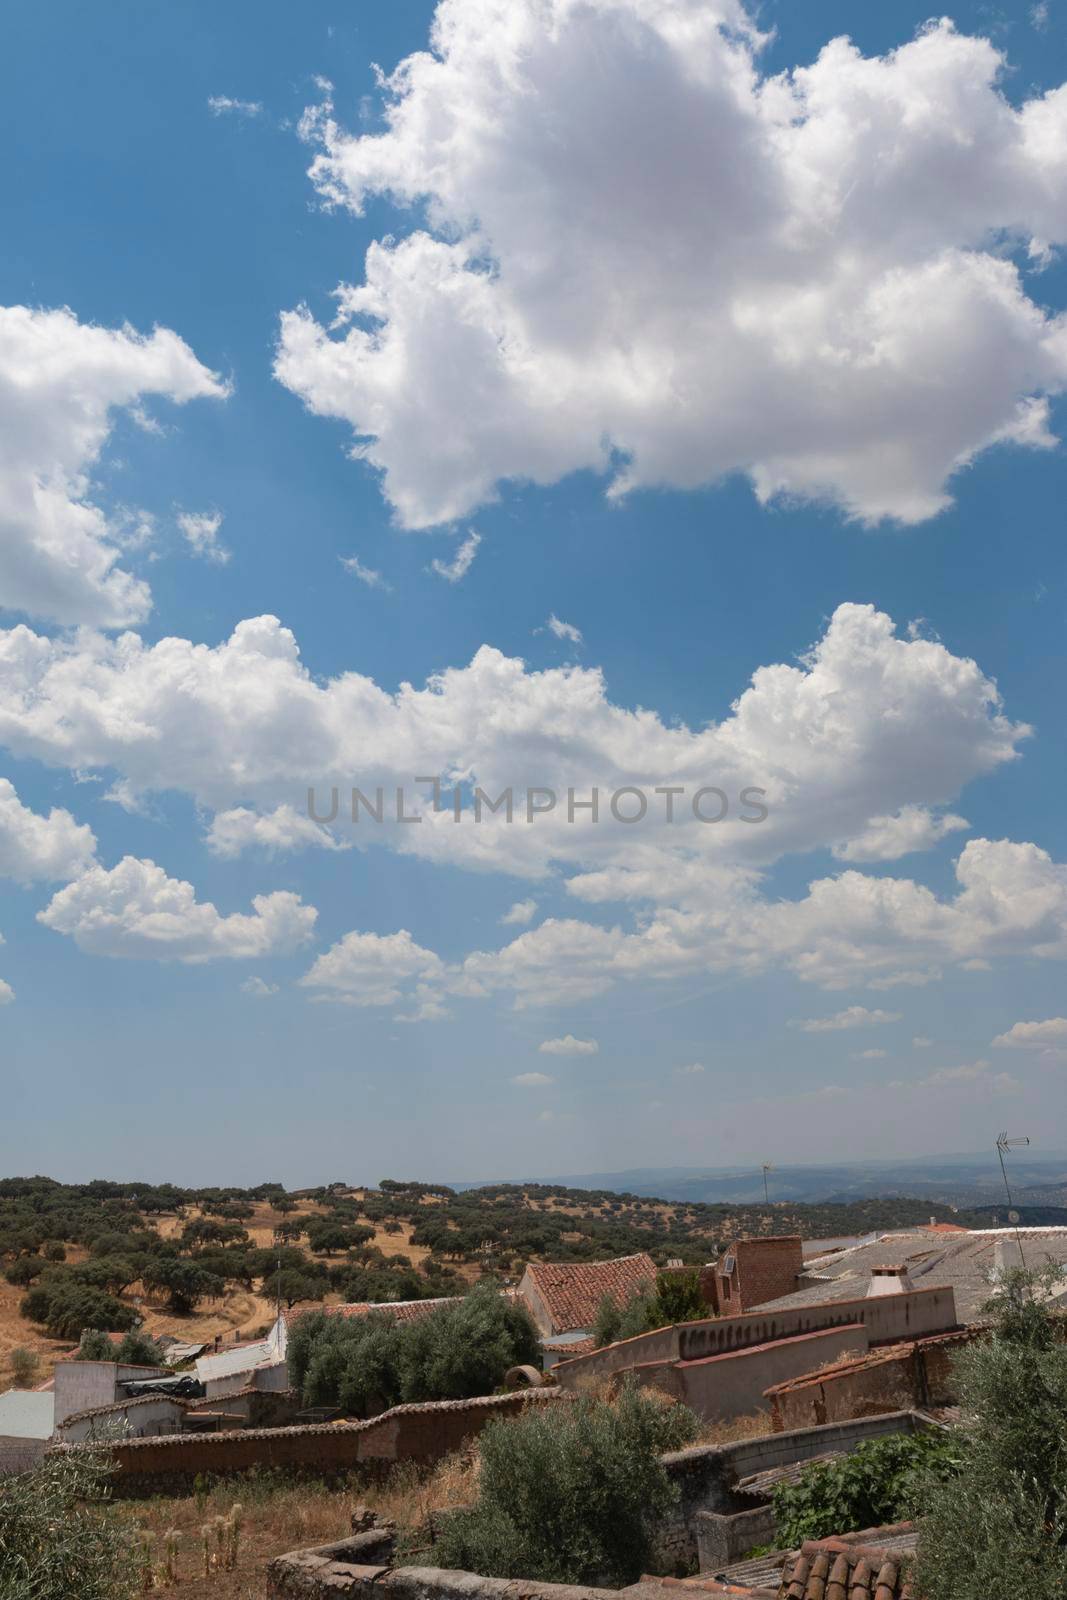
[119,1451,480,1599]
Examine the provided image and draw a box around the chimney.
[867,1263,913,1297]
[994,1237,1024,1275]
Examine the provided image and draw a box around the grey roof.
[0,1388,55,1440]
[758,1227,1067,1324]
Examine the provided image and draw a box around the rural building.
[518,1252,658,1340]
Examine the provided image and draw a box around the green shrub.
[0,1446,136,1600]
[772,1430,958,1547]
[915,1268,1067,1600]
[434,1384,698,1585]
[593,1271,706,1348]
[9,1347,39,1389]
[289,1281,539,1415]
[22,1278,138,1341]
[75,1329,117,1361]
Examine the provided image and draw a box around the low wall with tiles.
[50,1388,565,1497]
[553,1288,958,1390]
[764,1329,974,1431]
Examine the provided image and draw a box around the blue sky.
[2,0,1067,1184]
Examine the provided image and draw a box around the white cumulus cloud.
[500,899,537,925]
[0,305,227,626]
[277,8,1067,530]
[0,978,13,1006]
[38,857,315,962]
[0,779,97,884]
[514,1070,554,1086]
[794,1006,902,1032]
[299,928,443,1008]
[178,510,230,565]
[992,1017,1067,1048]
[832,805,969,863]
[539,1034,599,1055]
[207,805,349,858]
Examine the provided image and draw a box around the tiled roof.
[523,1253,658,1334]
[285,1297,456,1329]
[777,1525,919,1599]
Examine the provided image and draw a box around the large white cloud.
[276,6,1067,528]
[38,856,316,962]
[0,603,1025,893]
[0,778,97,885]
[448,836,1067,1005]
[0,305,227,627]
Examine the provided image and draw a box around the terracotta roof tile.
[523,1253,657,1333]
[776,1527,918,1600]
[286,1297,456,1329]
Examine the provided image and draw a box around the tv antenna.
[996,1133,1030,1272]
[761,1163,775,1206]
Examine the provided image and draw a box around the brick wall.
[51,1388,566,1498]
[764,1329,975,1431]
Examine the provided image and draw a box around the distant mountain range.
[463,1151,1067,1209]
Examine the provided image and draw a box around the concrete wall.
[57,1396,187,1444]
[624,1324,868,1422]
[0,1435,47,1476]
[53,1388,567,1498]
[765,1330,974,1431]
[554,1287,957,1390]
[52,1361,168,1430]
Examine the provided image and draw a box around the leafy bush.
[288,1281,539,1415]
[113,1329,165,1366]
[773,1429,957,1547]
[593,1270,707,1347]
[75,1329,117,1361]
[915,1268,1067,1600]
[21,1278,138,1340]
[9,1347,39,1389]
[434,1384,698,1585]
[0,1446,136,1600]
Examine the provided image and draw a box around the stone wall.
[50,1388,565,1498]
[268,1554,683,1600]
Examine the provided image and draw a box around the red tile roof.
[522,1253,657,1334]
[777,1525,918,1599]
[285,1297,456,1329]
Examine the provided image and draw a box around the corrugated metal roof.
[0,1388,55,1440]
[195,1338,275,1382]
